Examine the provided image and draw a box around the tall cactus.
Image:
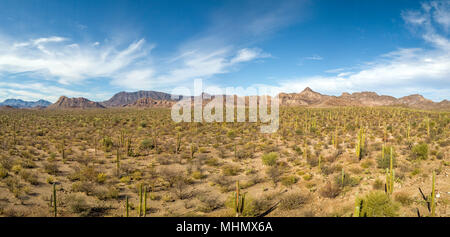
[138,183,143,217]
[116,147,120,177]
[234,181,245,217]
[143,186,148,217]
[385,147,395,195]
[175,133,181,154]
[126,137,133,157]
[354,198,364,217]
[431,171,436,217]
[332,127,338,149]
[407,121,411,141]
[190,143,196,159]
[125,196,129,217]
[61,139,66,162]
[318,155,322,171]
[53,183,57,217]
[356,127,365,160]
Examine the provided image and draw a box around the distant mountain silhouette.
[101,91,178,107]
[0,99,51,108]
[126,97,177,108]
[6,88,449,110]
[47,96,105,109]
[278,88,449,110]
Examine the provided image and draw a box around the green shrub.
[261,152,278,166]
[411,143,428,160]
[376,145,396,169]
[66,193,90,215]
[0,166,8,179]
[280,193,309,210]
[360,191,399,217]
[222,165,240,176]
[281,175,298,188]
[140,139,154,150]
[394,192,413,206]
[373,178,384,190]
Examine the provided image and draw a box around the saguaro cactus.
[190,143,196,159]
[126,137,133,156]
[418,171,437,217]
[53,183,57,217]
[355,127,365,160]
[407,121,411,141]
[61,139,66,162]
[125,196,129,217]
[354,198,364,217]
[175,133,181,154]
[318,155,322,171]
[143,186,148,217]
[431,171,436,217]
[116,147,120,177]
[138,183,143,217]
[234,181,245,217]
[385,147,395,195]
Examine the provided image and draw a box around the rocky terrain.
[0,99,51,108]
[101,91,177,107]
[127,97,177,108]
[47,96,105,109]
[10,87,447,110]
[278,88,449,110]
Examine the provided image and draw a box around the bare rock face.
[279,87,329,106]
[339,91,398,106]
[127,97,176,108]
[47,96,105,109]
[101,91,177,107]
[0,105,15,110]
[278,87,449,110]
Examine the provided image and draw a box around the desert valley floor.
[0,106,449,217]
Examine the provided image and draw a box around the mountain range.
[0,99,51,108]
[1,88,449,110]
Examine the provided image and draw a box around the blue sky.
[0,0,449,102]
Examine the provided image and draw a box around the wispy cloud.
[0,36,153,86]
[304,55,323,61]
[0,34,271,100]
[278,1,450,101]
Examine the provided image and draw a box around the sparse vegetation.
[0,106,447,216]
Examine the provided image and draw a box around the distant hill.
[101,91,177,107]
[0,99,51,108]
[278,88,450,110]
[5,88,448,111]
[126,97,177,108]
[0,105,16,110]
[47,96,105,109]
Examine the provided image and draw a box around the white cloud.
[275,1,450,101]
[112,69,154,90]
[0,82,93,102]
[230,48,271,64]
[114,47,271,90]
[304,55,323,61]
[0,36,152,85]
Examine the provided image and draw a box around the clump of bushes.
[222,165,240,176]
[281,175,298,188]
[279,192,309,210]
[411,143,428,160]
[261,152,278,166]
[319,182,341,198]
[358,191,399,217]
[376,145,396,169]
